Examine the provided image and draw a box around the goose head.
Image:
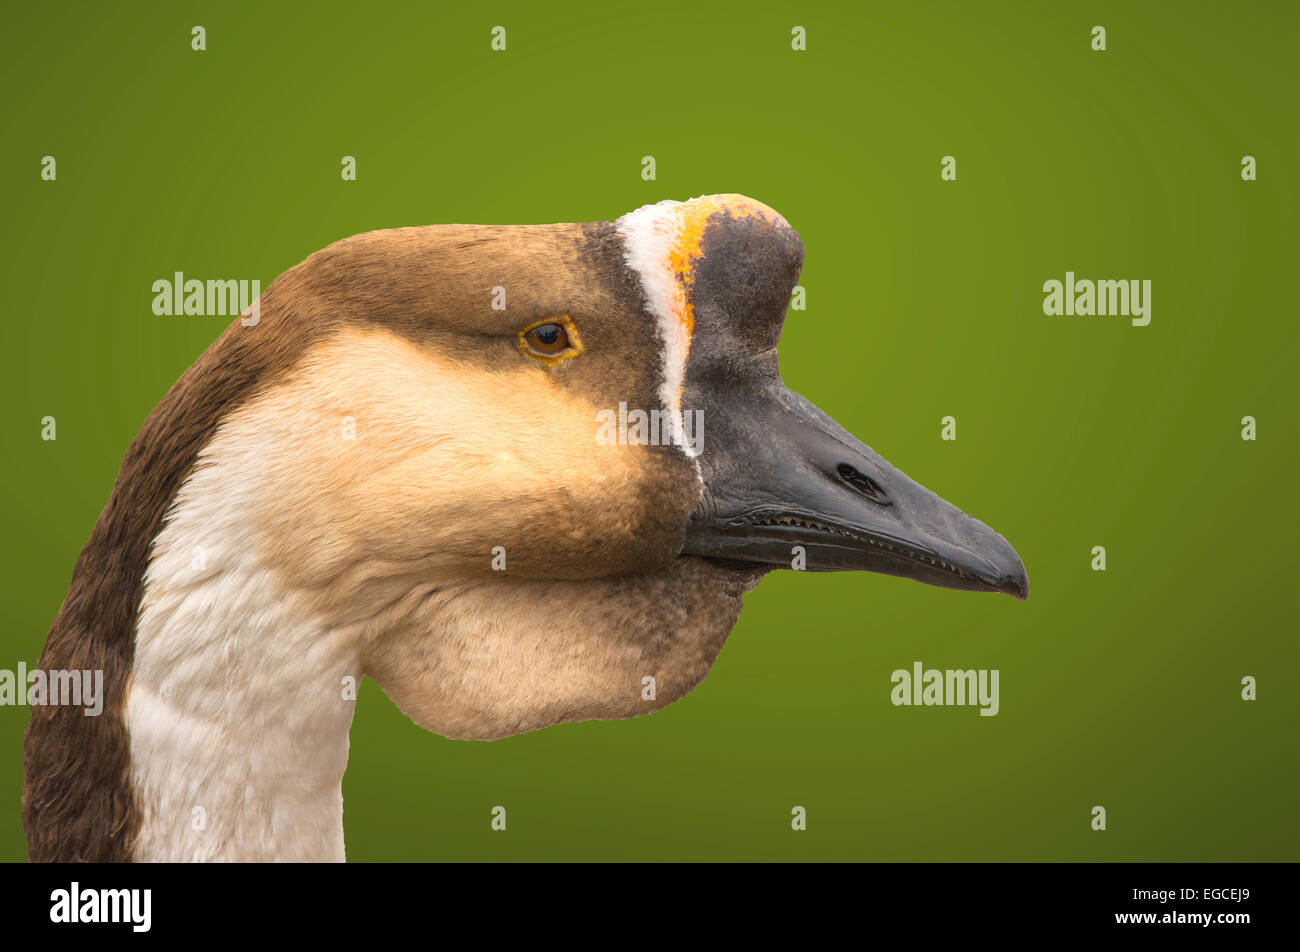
[23,194,1026,862]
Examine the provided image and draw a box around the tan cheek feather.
[205,325,678,616]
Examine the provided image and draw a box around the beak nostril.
[837,463,890,505]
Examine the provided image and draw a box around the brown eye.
[524,323,569,354]
[519,316,583,364]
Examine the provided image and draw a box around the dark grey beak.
[682,383,1028,599]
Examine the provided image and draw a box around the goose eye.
[526,323,567,352]
[519,317,583,364]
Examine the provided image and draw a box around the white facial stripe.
[614,200,696,458]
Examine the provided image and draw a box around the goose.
[23,194,1027,862]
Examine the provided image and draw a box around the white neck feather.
[127,443,360,862]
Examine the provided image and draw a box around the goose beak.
[682,384,1028,599]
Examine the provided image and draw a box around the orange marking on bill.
[667,195,786,336]
[661,196,787,409]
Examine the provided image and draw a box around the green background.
[2,0,1296,861]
